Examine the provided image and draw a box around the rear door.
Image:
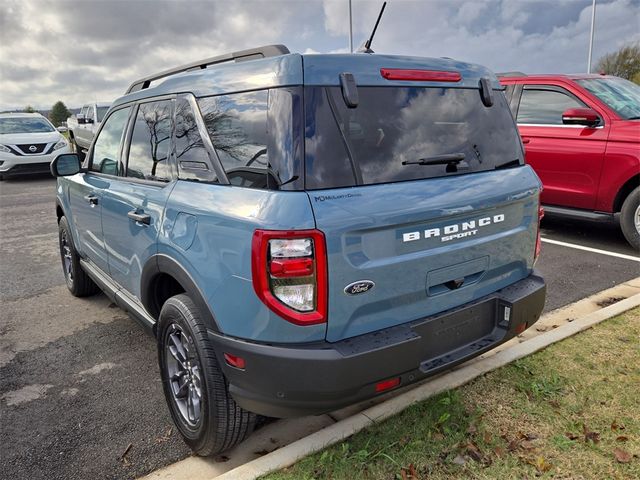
[514,84,609,210]
[67,106,132,273]
[304,86,541,342]
[101,99,175,299]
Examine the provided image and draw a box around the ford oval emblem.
[344,280,375,295]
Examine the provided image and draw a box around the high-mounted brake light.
[252,229,327,326]
[380,68,461,82]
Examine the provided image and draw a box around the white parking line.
[541,237,640,262]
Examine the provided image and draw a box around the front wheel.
[620,186,640,251]
[58,216,100,296]
[157,294,257,456]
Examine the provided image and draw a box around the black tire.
[157,294,257,456]
[620,186,640,251]
[58,216,100,296]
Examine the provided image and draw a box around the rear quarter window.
[195,87,302,190]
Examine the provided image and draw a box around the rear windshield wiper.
[402,153,466,166]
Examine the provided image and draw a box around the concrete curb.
[216,293,640,480]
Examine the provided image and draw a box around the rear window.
[304,87,523,189]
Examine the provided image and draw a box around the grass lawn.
[264,308,640,480]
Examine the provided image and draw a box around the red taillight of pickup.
[251,229,327,326]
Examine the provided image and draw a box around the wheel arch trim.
[613,174,640,213]
[140,254,221,333]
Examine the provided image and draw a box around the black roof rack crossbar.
[125,44,290,94]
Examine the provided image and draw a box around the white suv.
[0,112,70,180]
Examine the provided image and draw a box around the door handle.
[521,138,531,144]
[127,210,151,225]
[84,194,98,206]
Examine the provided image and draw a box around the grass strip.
[264,308,640,480]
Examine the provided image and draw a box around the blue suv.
[51,45,546,455]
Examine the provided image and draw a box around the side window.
[126,100,172,182]
[174,97,218,183]
[90,106,131,175]
[517,88,585,125]
[198,90,272,189]
[80,106,89,118]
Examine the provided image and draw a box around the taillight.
[380,68,461,82]
[534,205,544,263]
[252,229,327,326]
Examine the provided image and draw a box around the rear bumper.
[210,271,546,418]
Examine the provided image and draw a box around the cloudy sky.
[1,0,638,111]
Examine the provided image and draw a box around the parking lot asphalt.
[1,176,638,480]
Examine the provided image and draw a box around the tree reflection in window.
[174,98,217,182]
[127,101,172,181]
[197,91,273,188]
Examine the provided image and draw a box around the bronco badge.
[344,280,375,295]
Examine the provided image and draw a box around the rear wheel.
[157,294,257,455]
[620,187,640,251]
[58,216,100,296]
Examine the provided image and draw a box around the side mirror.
[51,153,81,177]
[562,108,601,127]
[56,126,68,133]
[77,114,86,125]
[85,118,94,124]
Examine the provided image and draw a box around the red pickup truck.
[499,74,640,250]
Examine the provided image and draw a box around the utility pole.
[587,0,596,73]
[349,0,354,53]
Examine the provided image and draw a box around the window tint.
[90,106,131,175]
[517,88,584,124]
[305,86,524,189]
[174,97,218,183]
[198,91,270,189]
[126,101,172,182]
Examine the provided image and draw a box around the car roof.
[112,51,502,108]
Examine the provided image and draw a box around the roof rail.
[125,44,290,94]
[496,71,527,78]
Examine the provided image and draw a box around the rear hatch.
[303,82,541,342]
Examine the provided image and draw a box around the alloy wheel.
[165,324,204,427]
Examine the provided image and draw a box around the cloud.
[0,0,638,111]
